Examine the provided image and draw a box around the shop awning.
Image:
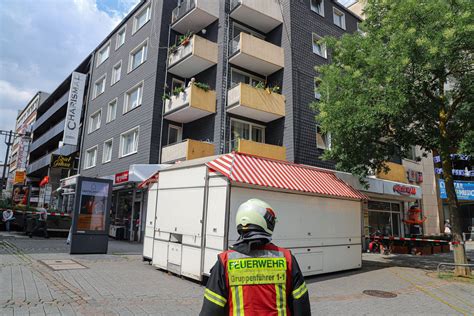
[206,152,367,200]
[138,172,159,189]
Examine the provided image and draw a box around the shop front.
[336,173,422,244]
[106,164,168,242]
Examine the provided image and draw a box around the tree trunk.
[439,113,470,277]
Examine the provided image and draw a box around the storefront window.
[368,200,401,236]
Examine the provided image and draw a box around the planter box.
[432,245,442,254]
[392,245,409,254]
[441,244,451,253]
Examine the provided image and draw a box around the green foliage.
[255,81,265,89]
[168,44,178,55]
[192,81,210,92]
[178,31,193,46]
[312,0,474,178]
[173,85,185,96]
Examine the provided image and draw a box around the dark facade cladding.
[79,0,360,177]
[27,56,92,188]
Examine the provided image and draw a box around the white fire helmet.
[235,198,277,235]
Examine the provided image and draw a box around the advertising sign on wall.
[50,154,74,169]
[77,181,110,231]
[439,180,474,201]
[14,171,26,184]
[63,72,87,146]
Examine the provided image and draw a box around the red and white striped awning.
[138,172,159,189]
[206,152,367,200]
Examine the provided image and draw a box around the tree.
[313,0,473,275]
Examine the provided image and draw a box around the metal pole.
[0,130,14,197]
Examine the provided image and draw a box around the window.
[310,0,324,16]
[333,7,346,30]
[168,125,182,145]
[367,201,401,237]
[230,119,265,149]
[129,39,148,72]
[120,127,139,157]
[232,23,265,40]
[314,77,321,99]
[124,82,143,113]
[111,61,122,85]
[312,33,327,58]
[116,26,126,49]
[171,78,185,92]
[96,42,110,66]
[93,75,106,98]
[316,125,331,150]
[133,4,151,34]
[88,109,101,133]
[230,68,264,88]
[406,145,417,161]
[103,139,113,163]
[84,146,98,169]
[107,99,117,123]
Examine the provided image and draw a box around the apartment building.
[6,91,49,191]
[26,56,92,206]
[79,0,361,241]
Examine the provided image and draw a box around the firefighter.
[200,198,311,316]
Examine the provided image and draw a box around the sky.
[0,0,140,165]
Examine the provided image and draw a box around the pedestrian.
[200,199,311,315]
[2,209,15,232]
[444,219,452,238]
[29,208,49,238]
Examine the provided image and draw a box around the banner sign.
[63,72,87,145]
[50,154,74,169]
[434,168,474,177]
[439,180,474,201]
[392,184,417,196]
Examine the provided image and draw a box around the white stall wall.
[143,182,158,259]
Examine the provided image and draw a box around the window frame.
[312,33,327,59]
[88,109,102,134]
[230,118,266,144]
[128,38,148,72]
[115,25,126,50]
[171,78,185,92]
[310,0,325,17]
[96,41,111,67]
[102,138,114,163]
[119,126,139,158]
[106,98,118,123]
[133,3,151,34]
[316,124,331,150]
[333,7,346,30]
[314,76,321,99]
[84,145,98,169]
[167,124,183,145]
[93,74,107,99]
[123,81,144,114]
[230,68,264,88]
[111,60,122,86]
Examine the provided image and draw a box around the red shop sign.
[393,184,416,196]
[115,171,129,184]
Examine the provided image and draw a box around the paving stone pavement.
[1,233,473,315]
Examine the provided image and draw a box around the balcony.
[32,92,68,132]
[161,139,215,163]
[234,139,286,161]
[168,35,218,78]
[29,119,65,153]
[171,0,219,34]
[230,0,283,33]
[229,33,284,76]
[164,84,216,123]
[227,83,285,123]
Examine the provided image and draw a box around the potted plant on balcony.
[192,81,210,92]
[169,44,178,56]
[173,85,185,96]
[179,31,193,46]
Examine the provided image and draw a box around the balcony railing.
[229,33,284,76]
[161,139,214,163]
[171,0,219,34]
[230,138,286,161]
[230,0,283,33]
[164,84,216,123]
[168,35,218,78]
[227,83,285,123]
